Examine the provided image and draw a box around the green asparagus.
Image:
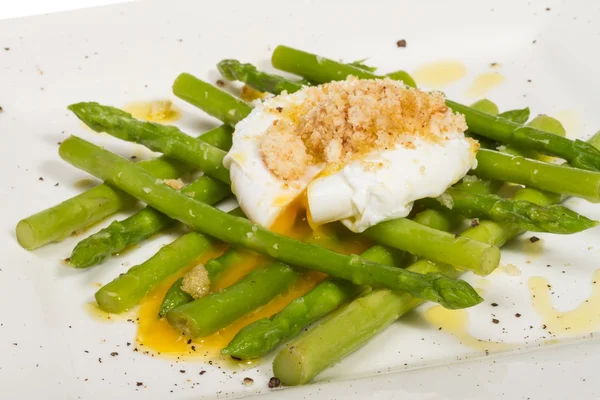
[222,242,431,359]
[95,232,216,313]
[270,45,600,171]
[16,123,233,251]
[272,131,600,385]
[167,262,299,337]
[158,277,193,318]
[498,107,530,124]
[68,102,231,184]
[68,94,501,275]
[173,72,253,127]
[60,136,483,310]
[158,247,259,317]
[70,176,231,268]
[419,187,596,233]
[272,189,551,385]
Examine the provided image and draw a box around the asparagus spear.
[270,45,600,171]
[498,107,530,124]
[272,131,600,386]
[68,102,231,184]
[418,188,596,234]
[173,72,253,127]
[60,136,483,310]
[16,124,233,250]
[272,189,551,385]
[70,176,231,268]
[95,207,244,313]
[158,277,193,318]
[213,65,598,227]
[167,262,299,338]
[214,62,600,200]
[95,232,216,313]
[222,212,452,359]
[67,98,501,275]
[158,247,259,317]
[218,60,305,95]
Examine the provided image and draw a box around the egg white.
[224,90,477,232]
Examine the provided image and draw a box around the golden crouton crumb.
[260,76,468,180]
[163,178,184,190]
[181,264,210,299]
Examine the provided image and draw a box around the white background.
[0,0,131,19]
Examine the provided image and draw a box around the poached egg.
[223,77,478,232]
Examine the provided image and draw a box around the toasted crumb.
[181,264,210,299]
[163,178,184,190]
[260,76,469,180]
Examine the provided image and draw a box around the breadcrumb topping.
[163,178,184,190]
[259,76,470,180]
[181,264,210,299]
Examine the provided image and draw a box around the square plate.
[2,0,600,398]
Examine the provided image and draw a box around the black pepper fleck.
[180,370,185,373]
[491,303,498,307]
[268,377,281,388]
[529,236,540,243]
[492,318,500,324]
[396,39,407,48]
[136,382,143,387]
[130,155,137,159]
[515,313,522,318]
[54,183,59,187]
[471,219,480,227]
[216,80,225,87]
[276,107,283,113]
[39,177,44,181]
[111,352,118,356]
[199,370,206,375]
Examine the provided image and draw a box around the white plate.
[2,0,600,398]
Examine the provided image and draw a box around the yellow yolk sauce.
[136,195,370,359]
[123,100,181,124]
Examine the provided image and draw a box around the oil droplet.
[528,270,600,336]
[412,61,467,89]
[553,110,582,139]
[123,100,181,124]
[466,72,505,98]
[425,306,512,353]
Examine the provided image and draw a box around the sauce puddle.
[123,100,181,124]
[466,72,505,98]
[412,61,467,89]
[528,269,600,336]
[425,306,512,353]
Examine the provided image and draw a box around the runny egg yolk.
[135,199,370,359]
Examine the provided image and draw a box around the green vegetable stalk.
[67,98,501,275]
[272,131,600,386]
[16,124,233,250]
[70,176,231,268]
[95,207,244,313]
[60,136,483,310]
[418,187,596,234]
[270,45,600,172]
[68,102,231,184]
[158,247,258,317]
[167,262,299,337]
[222,243,426,359]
